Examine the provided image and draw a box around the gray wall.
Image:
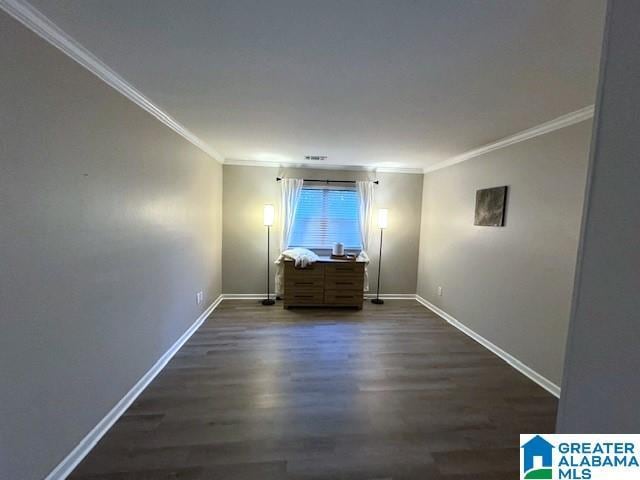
[222,165,423,295]
[416,121,592,386]
[0,13,222,480]
[557,0,640,432]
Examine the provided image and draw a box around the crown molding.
[3,0,594,175]
[374,166,423,174]
[424,105,595,174]
[0,0,223,163]
[223,158,424,175]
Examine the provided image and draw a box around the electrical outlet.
[196,291,203,305]
[437,286,443,296]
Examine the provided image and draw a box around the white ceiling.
[28,0,606,171]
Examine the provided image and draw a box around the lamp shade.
[377,208,388,229]
[263,204,275,226]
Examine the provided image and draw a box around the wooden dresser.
[283,257,365,309]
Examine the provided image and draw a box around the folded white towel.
[274,248,320,295]
[275,247,319,268]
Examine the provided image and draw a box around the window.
[289,187,361,250]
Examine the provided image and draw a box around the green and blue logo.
[521,434,640,479]
[521,435,555,479]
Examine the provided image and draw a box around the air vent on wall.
[304,155,327,161]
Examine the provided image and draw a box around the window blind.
[289,187,361,249]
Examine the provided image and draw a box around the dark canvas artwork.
[474,186,508,226]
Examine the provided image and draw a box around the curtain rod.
[276,177,379,185]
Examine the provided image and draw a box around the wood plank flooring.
[69,300,557,479]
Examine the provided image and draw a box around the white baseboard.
[190,295,561,398]
[222,293,416,300]
[45,295,224,480]
[221,293,276,300]
[415,295,560,398]
[363,293,416,300]
[46,292,559,479]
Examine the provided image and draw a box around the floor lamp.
[262,204,275,306]
[371,208,388,305]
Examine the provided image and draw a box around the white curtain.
[356,180,374,291]
[275,178,304,295]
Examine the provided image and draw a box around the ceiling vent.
[304,155,327,161]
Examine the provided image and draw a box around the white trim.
[222,293,277,300]
[222,293,416,300]
[424,105,595,173]
[0,0,223,163]
[415,295,561,398]
[1,0,594,176]
[44,295,224,480]
[372,166,423,174]
[363,293,416,300]
[42,293,560,479]
[223,293,561,397]
[223,158,424,175]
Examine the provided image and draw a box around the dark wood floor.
[69,300,557,479]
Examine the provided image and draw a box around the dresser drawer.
[285,291,325,305]
[324,289,363,305]
[284,262,324,279]
[325,275,364,290]
[285,277,325,290]
[325,263,364,276]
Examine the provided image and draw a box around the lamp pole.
[371,227,384,304]
[371,208,387,305]
[262,225,275,305]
